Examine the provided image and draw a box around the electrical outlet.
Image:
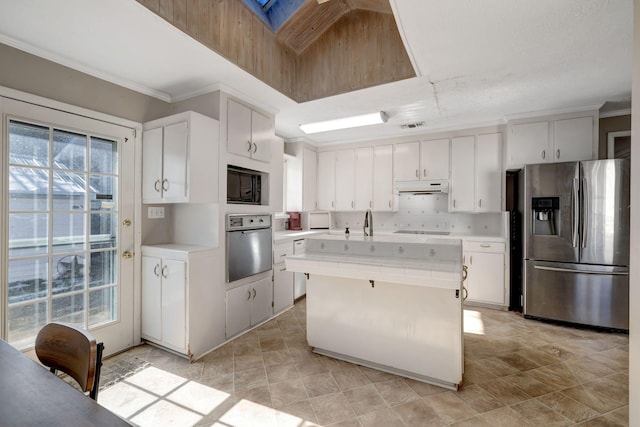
[147,206,165,219]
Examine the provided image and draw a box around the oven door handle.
[241,229,264,234]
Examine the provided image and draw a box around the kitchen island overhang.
[285,235,465,390]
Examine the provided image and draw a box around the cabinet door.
[317,151,336,210]
[162,121,189,203]
[373,145,394,211]
[475,133,502,212]
[335,149,356,211]
[273,265,293,313]
[393,141,420,181]
[302,148,317,211]
[450,136,476,212]
[509,121,551,166]
[251,110,272,163]
[227,99,253,158]
[420,139,450,180]
[161,258,186,350]
[226,284,252,338]
[466,251,505,305]
[251,277,273,326]
[141,255,162,341]
[142,127,164,203]
[554,116,593,162]
[354,147,373,211]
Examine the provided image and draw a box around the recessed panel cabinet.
[393,139,450,182]
[317,151,336,210]
[372,145,395,211]
[142,111,219,204]
[227,98,272,163]
[463,241,506,307]
[226,277,273,338]
[141,244,218,360]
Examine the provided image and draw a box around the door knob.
[122,251,133,259]
[122,219,132,227]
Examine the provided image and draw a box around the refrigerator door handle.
[571,178,579,247]
[581,177,588,249]
[533,265,629,276]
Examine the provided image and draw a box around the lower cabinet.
[273,241,294,314]
[141,244,218,360]
[463,241,506,307]
[226,277,273,338]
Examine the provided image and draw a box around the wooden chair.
[35,322,104,400]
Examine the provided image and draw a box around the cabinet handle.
[369,201,372,208]
[331,201,334,208]
[253,143,258,154]
[153,264,160,277]
[154,179,161,192]
[279,267,286,272]
[247,141,252,152]
[423,169,427,177]
[541,149,546,159]
[162,179,169,192]
[470,255,473,265]
[480,244,491,248]
[161,265,168,278]
[556,149,560,159]
[388,200,392,208]
[351,201,355,208]
[415,169,419,178]
[247,289,252,300]
[252,288,257,299]
[453,200,456,208]
[478,199,482,208]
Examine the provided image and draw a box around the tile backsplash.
[331,194,505,235]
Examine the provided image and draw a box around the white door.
[509,121,551,166]
[273,265,293,313]
[335,149,355,211]
[141,127,163,204]
[553,116,594,162]
[373,145,394,211]
[466,251,505,305]
[250,277,273,326]
[393,141,419,182]
[160,258,186,351]
[251,110,272,163]
[3,99,135,355]
[354,147,373,211]
[475,133,502,212]
[141,255,162,341]
[450,136,476,212]
[226,284,251,338]
[161,121,188,202]
[317,151,336,210]
[226,98,252,158]
[420,139,450,180]
[302,148,317,211]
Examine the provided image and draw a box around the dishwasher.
[293,239,306,298]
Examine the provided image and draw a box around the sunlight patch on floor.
[463,309,485,335]
[100,365,315,427]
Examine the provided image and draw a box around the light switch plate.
[147,206,165,219]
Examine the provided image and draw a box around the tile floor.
[99,299,629,426]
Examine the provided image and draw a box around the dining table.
[0,338,130,426]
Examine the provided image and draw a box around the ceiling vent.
[401,121,425,129]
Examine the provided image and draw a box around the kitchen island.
[285,234,464,390]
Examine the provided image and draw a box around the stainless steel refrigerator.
[520,159,630,330]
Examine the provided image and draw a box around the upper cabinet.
[317,151,336,210]
[354,147,373,211]
[506,111,597,169]
[335,149,356,211]
[372,145,395,212]
[285,145,317,211]
[227,98,272,163]
[450,133,503,212]
[142,111,219,204]
[393,139,450,182]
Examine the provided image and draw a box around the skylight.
[242,0,305,32]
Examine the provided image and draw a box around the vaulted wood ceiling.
[136,0,414,102]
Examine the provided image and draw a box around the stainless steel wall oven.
[226,214,272,283]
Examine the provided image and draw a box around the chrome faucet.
[363,209,373,236]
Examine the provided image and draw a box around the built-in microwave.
[227,165,262,205]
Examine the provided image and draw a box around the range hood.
[395,180,449,194]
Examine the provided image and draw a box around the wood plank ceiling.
[136,0,415,102]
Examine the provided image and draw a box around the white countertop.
[273,230,328,242]
[275,229,505,243]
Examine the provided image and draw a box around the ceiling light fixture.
[299,111,389,134]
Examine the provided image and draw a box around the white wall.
[629,0,639,423]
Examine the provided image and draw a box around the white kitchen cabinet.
[285,146,318,211]
[141,244,218,359]
[450,133,502,212]
[142,111,219,204]
[227,98,272,163]
[317,151,336,210]
[463,241,506,307]
[355,147,373,211]
[393,141,420,181]
[450,136,475,212]
[226,276,273,338]
[420,138,450,180]
[335,149,356,211]
[507,112,596,168]
[393,139,450,183]
[273,241,294,314]
[373,145,395,211]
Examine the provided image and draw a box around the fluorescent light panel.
[299,111,388,134]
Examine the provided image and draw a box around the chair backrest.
[35,322,104,400]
